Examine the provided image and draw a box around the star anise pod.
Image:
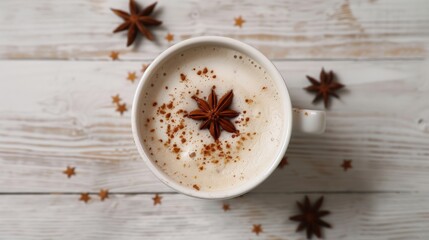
[188,88,240,140]
[289,196,332,239]
[304,68,344,109]
[111,0,162,47]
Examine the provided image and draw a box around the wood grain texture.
[0,0,428,60]
[0,193,428,239]
[1,60,428,193]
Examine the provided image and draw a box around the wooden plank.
[1,60,428,193]
[0,0,428,60]
[0,193,428,239]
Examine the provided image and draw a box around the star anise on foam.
[304,68,344,109]
[289,196,332,239]
[111,0,162,47]
[188,88,240,140]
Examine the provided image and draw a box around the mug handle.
[292,108,326,134]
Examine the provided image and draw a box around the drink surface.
[140,45,285,192]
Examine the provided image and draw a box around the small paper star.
[63,166,76,178]
[141,64,150,73]
[127,72,137,83]
[109,51,119,60]
[341,160,353,171]
[252,224,263,235]
[165,33,174,42]
[222,203,230,212]
[152,194,162,205]
[234,16,245,28]
[99,189,109,201]
[111,94,121,104]
[278,156,288,169]
[79,193,91,203]
[116,103,127,115]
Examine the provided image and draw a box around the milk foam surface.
[140,45,285,192]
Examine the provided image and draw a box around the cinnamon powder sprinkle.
[193,184,200,191]
[152,102,157,106]
[180,73,186,81]
[197,71,202,75]
[167,102,174,109]
[173,147,180,153]
[203,67,208,74]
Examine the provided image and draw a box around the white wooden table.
[1,0,429,239]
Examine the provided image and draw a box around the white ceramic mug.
[132,36,325,199]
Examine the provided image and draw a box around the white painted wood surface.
[0,0,428,60]
[1,0,429,239]
[0,193,428,239]
[1,60,428,193]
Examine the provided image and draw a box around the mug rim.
[131,36,292,199]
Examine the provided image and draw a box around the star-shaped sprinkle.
[278,156,288,169]
[111,0,162,47]
[63,166,76,178]
[79,193,91,203]
[116,103,127,115]
[99,189,109,201]
[222,203,230,212]
[341,160,352,171]
[252,224,263,235]
[111,94,121,104]
[165,33,174,42]
[152,193,162,205]
[141,63,150,73]
[234,16,245,28]
[304,68,345,109]
[127,72,137,83]
[289,196,331,239]
[109,51,119,60]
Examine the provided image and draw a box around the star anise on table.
[111,0,162,47]
[188,87,240,140]
[304,68,345,109]
[289,196,332,239]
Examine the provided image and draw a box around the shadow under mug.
[132,36,325,199]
